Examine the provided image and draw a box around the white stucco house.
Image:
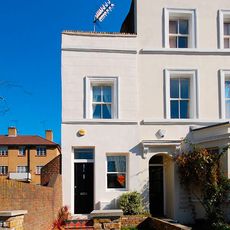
[62,0,230,223]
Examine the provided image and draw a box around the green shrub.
[211,222,230,230]
[121,227,138,230]
[119,191,144,215]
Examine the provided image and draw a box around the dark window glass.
[102,104,111,118]
[170,79,179,98]
[178,37,188,48]
[180,79,190,98]
[93,104,101,119]
[107,174,126,189]
[179,20,189,34]
[180,100,189,118]
[170,100,179,118]
[74,149,94,160]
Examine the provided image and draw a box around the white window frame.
[0,147,8,156]
[164,69,198,119]
[36,146,46,156]
[85,77,119,119]
[17,166,28,173]
[164,8,197,48]
[18,146,26,156]
[219,70,230,118]
[0,166,8,175]
[106,153,128,191]
[218,10,230,49]
[36,166,43,175]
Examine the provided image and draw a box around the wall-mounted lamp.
[156,129,166,138]
[78,129,86,136]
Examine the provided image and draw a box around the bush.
[119,191,144,215]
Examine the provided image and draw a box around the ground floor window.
[0,166,8,175]
[107,156,126,189]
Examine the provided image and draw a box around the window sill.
[35,155,47,157]
[140,48,230,55]
[106,188,128,192]
[63,119,138,125]
[18,155,26,157]
[0,155,8,157]
[142,119,230,125]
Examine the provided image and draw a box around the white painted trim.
[62,120,138,125]
[85,76,119,119]
[62,48,137,54]
[164,69,198,119]
[163,8,197,48]
[219,70,230,119]
[218,10,230,49]
[140,48,230,55]
[142,119,229,125]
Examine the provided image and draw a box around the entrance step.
[64,219,94,229]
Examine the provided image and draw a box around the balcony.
[9,172,31,182]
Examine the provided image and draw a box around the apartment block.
[0,127,61,184]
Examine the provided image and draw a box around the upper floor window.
[92,85,112,119]
[170,78,190,118]
[218,10,230,49]
[18,147,26,156]
[0,166,8,175]
[17,166,28,173]
[219,70,230,118]
[165,69,198,119]
[107,155,127,189]
[169,19,189,48]
[85,77,118,119]
[36,146,46,156]
[164,8,196,48]
[0,147,8,156]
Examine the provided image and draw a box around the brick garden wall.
[41,155,61,186]
[0,174,62,230]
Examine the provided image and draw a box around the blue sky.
[0,0,131,143]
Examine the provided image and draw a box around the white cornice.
[140,48,230,56]
[62,120,138,125]
[142,119,229,125]
[62,48,137,54]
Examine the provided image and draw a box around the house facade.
[62,0,230,223]
[0,127,60,184]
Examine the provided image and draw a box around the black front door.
[74,163,94,214]
[149,164,164,216]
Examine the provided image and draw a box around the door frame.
[71,147,95,215]
[149,155,166,216]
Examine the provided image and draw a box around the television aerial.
[93,0,115,31]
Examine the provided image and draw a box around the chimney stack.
[45,130,53,142]
[8,127,17,137]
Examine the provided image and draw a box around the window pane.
[169,20,177,34]
[93,86,101,102]
[180,100,189,118]
[225,100,230,118]
[93,104,101,118]
[225,80,230,98]
[107,173,126,188]
[170,79,179,98]
[180,79,190,98]
[224,23,230,35]
[103,86,112,102]
[74,149,94,159]
[107,156,126,172]
[224,38,230,48]
[178,37,188,48]
[179,20,189,34]
[170,100,179,118]
[102,104,111,119]
[169,36,177,48]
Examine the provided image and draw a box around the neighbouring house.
[0,127,61,184]
[61,0,230,223]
